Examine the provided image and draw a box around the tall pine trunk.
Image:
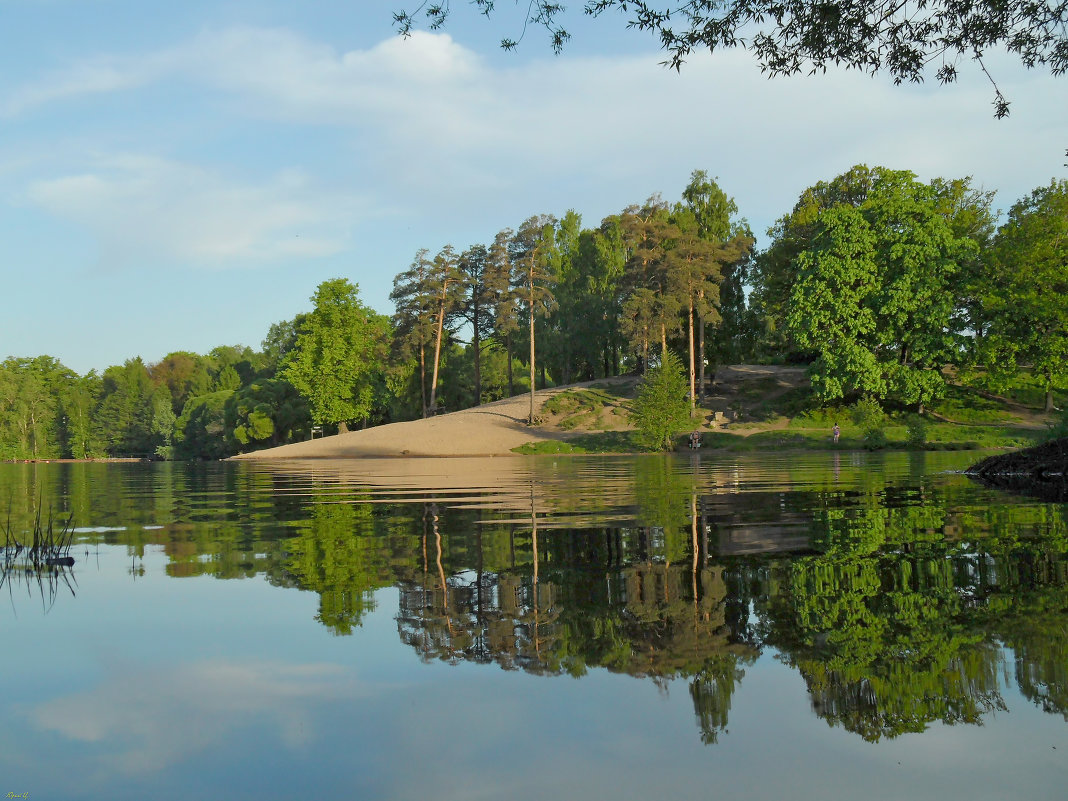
[688,300,697,417]
[419,343,427,418]
[697,300,706,403]
[429,281,449,415]
[473,311,482,407]
[529,291,536,424]
[506,333,514,396]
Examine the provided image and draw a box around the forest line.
[1,165,1065,460]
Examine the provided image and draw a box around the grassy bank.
[513,370,1060,455]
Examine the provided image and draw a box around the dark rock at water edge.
[966,437,1068,502]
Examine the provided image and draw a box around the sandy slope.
[230,367,815,460]
[231,377,636,460]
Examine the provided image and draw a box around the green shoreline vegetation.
[1,168,1065,462]
[513,374,1061,455]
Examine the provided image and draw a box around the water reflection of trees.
[3,457,1068,745]
[276,469,1068,747]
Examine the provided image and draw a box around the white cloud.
[6,26,1066,267]
[27,660,375,774]
[3,60,156,116]
[25,155,369,268]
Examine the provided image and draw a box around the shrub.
[1047,408,1068,441]
[629,351,691,450]
[905,414,928,448]
[851,396,885,430]
[851,396,887,450]
[863,427,888,450]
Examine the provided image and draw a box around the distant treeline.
[2,165,1065,460]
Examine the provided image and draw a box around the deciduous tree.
[981,179,1068,411]
[282,278,390,427]
[786,169,974,409]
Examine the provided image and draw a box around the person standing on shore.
[833,422,840,444]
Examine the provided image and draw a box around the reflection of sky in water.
[0,455,1066,800]
[0,546,1063,800]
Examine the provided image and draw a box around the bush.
[851,396,884,430]
[629,351,692,450]
[851,396,887,450]
[905,414,928,448]
[1047,408,1068,441]
[863,427,888,450]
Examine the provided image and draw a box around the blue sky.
[2,1,1065,376]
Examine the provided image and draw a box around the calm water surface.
[1,452,1066,800]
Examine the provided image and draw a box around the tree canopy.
[980,179,1068,411]
[785,167,975,408]
[282,278,390,427]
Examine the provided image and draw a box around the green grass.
[515,371,1051,456]
[511,440,589,455]
[515,416,1044,455]
[541,387,631,431]
[952,367,1068,410]
[512,430,645,455]
[928,384,1022,424]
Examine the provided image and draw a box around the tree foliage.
[630,350,691,450]
[980,179,1068,411]
[393,0,1068,116]
[8,166,1068,461]
[785,167,975,408]
[511,214,559,423]
[282,278,390,426]
[225,378,310,450]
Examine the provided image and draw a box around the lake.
[1,452,1066,800]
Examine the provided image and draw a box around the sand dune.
[230,377,635,460]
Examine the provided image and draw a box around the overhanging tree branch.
[393,0,1068,116]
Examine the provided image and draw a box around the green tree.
[486,229,521,396]
[0,356,70,459]
[663,218,723,416]
[457,243,495,405]
[225,378,311,451]
[58,371,103,459]
[571,218,628,378]
[174,390,235,460]
[980,179,1068,411]
[282,278,390,427]
[427,246,464,415]
[929,177,998,349]
[620,198,679,360]
[630,350,691,450]
[540,210,587,386]
[511,215,558,424]
[95,357,168,456]
[391,249,437,417]
[148,351,213,415]
[749,164,878,361]
[786,168,973,409]
[261,314,309,377]
[680,171,755,372]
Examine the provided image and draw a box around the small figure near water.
[689,429,702,449]
[832,422,840,444]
